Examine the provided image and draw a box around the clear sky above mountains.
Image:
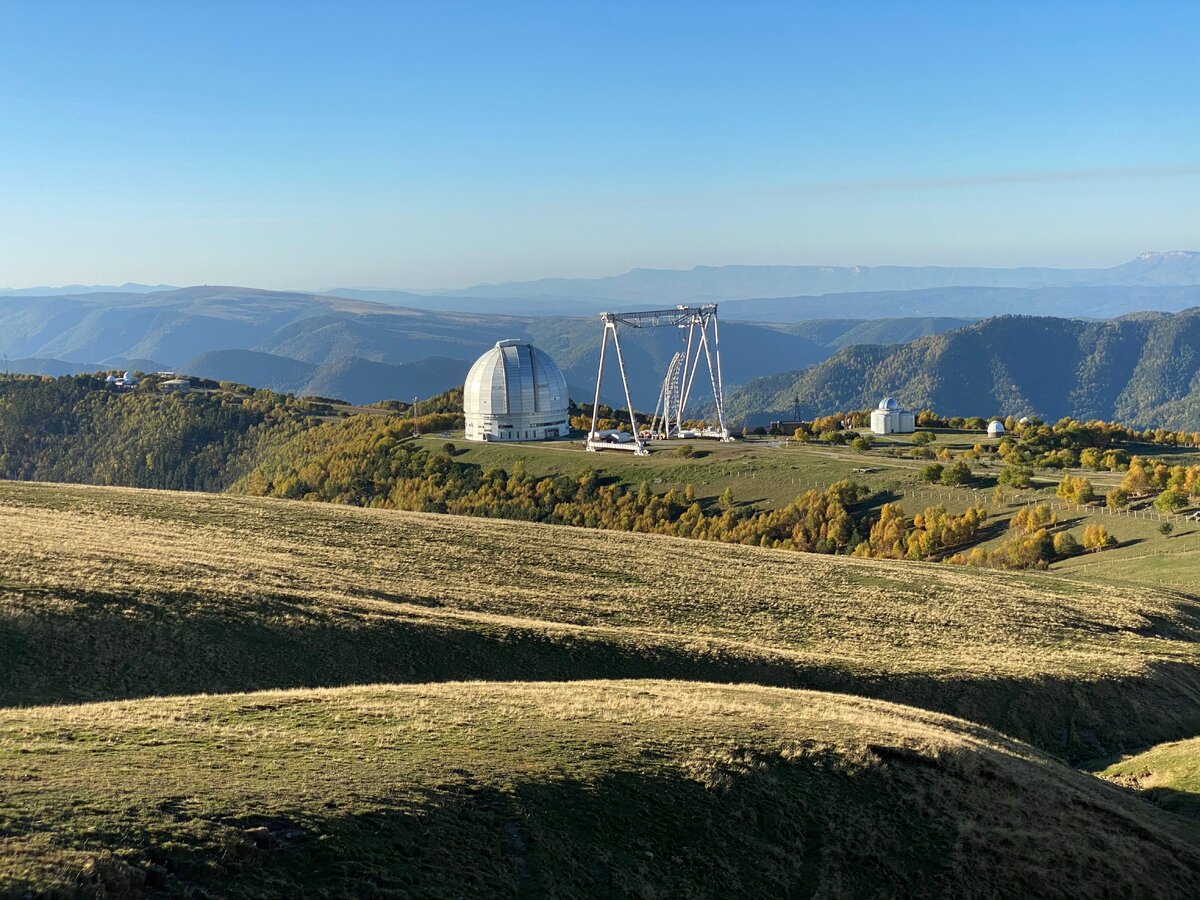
[2,1,1198,289]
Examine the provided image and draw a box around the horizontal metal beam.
[600,304,718,328]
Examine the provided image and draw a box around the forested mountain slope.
[727,309,1200,429]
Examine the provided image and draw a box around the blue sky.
[1,1,1198,289]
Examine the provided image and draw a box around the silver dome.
[463,340,569,441]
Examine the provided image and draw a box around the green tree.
[1154,490,1186,513]
[939,461,972,486]
[919,463,944,483]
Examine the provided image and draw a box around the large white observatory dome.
[463,340,569,442]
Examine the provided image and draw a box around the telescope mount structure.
[586,304,731,454]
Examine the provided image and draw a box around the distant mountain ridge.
[439,251,1200,304]
[0,285,977,406]
[0,283,175,297]
[726,308,1200,430]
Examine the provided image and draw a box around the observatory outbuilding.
[987,420,1006,437]
[870,397,915,435]
[463,340,569,442]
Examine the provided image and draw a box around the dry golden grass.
[4,479,1200,757]
[2,480,1192,676]
[2,679,1199,897]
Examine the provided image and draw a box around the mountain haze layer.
[0,286,966,406]
[441,251,1200,305]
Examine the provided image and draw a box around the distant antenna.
[793,395,800,422]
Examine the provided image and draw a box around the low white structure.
[869,397,915,435]
[987,420,1006,437]
[107,370,139,388]
[463,340,569,442]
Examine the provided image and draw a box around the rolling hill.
[1,287,965,407]
[3,480,1200,895]
[4,479,1200,757]
[727,308,1200,429]
[5,681,1199,898]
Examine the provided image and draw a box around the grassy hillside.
[727,309,1200,429]
[1100,737,1200,820]
[4,480,1200,759]
[4,680,1199,898]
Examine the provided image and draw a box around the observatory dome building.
[463,340,569,442]
[870,397,915,435]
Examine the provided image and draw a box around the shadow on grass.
[8,585,1200,763]
[22,737,1200,899]
[5,747,965,898]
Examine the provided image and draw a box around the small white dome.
[987,420,1006,435]
[878,397,901,411]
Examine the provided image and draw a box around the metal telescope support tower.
[650,351,685,439]
[587,304,731,454]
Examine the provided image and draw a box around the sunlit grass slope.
[4,480,1200,757]
[1101,737,1200,820]
[3,680,1199,898]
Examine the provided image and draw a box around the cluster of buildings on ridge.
[105,371,193,393]
[459,340,1012,444]
[868,397,1007,436]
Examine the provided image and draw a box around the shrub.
[919,463,944,483]
[1106,488,1130,509]
[674,444,696,459]
[939,461,973,486]
[1082,524,1117,552]
[998,464,1034,489]
[1056,475,1095,504]
[1154,490,1187,513]
[1012,504,1057,535]
[911,431,936,446]
[1052,531,1081,557]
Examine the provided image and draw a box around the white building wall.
[870,409,916,435]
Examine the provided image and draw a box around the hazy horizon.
[4,248,1200,297]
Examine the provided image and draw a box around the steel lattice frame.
[586,304,731,454]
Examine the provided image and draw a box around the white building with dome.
[463,340,570,442]
[869,397,915,435]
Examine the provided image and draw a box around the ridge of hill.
[720,283,1200,322]
[4,479,1200,760]
[4,679,1199,897]
[2,286,966,406]
[180,349,317,392]
[727,309,1200,429]
[442,251,1200,304]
